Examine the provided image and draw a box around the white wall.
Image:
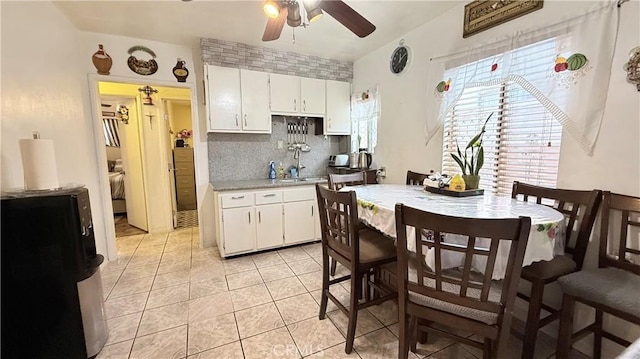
[0,2,109,257]
[354,0,640,356]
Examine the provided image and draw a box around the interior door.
[163,100,178,228]
[119,98,149,231]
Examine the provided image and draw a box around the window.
[351,90,378,152]
[103,117,121,147]
[441,38,565,195]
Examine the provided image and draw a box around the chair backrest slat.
[328,172,366,190]
[406,170,430,186]
[395,203,531,321]
[316,184,361,265]
[511,181,602,270]
[599,191,640,275]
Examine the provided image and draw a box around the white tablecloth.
[345,184,565,280]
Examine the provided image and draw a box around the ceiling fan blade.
[262,6,288,41]
[320,0,375,38]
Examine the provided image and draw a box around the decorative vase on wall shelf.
[172,58,189,82]
[462,175,480,190]
[92,44,112,75]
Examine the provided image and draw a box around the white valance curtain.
[425,1,619,155]
[351,87,379,153]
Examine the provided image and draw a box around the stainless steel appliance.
[328,154,349,167]
[357,148,373,169]
[349,153,359,169]
[1,186,108,359]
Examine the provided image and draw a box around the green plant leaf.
[466,132,482,150]
[476,147,484,175]
[451,153,466,175]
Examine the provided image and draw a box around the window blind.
[103,118,121,147]
[441,38,564,196]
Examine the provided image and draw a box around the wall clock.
[390,40,410,75]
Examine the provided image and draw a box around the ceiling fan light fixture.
[263,0,280,19]
[286,1,302,27]
[302,0,323,23]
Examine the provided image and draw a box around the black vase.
[172,58,189,82]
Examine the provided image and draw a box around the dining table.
[343,184,566,280]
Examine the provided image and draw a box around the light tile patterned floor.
[98,227,589,359]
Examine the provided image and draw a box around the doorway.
[94,81,196,254]
[164,99,198,230]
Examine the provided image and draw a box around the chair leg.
[345,269,361,354]
[319,253,330,320]
[556,294,576,359]
[417,318,428,344]
[593,309,603,359]
[522,281,545,359]
[483,338,492,359]
[409,316,418,353]
[398,312,410,359]
[330,258,337,276]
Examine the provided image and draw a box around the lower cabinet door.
[222,207,256,254]
[256,204,284,249]
[284,201,316,244]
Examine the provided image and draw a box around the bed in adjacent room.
[108,159,126,214]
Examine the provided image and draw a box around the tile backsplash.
[200,38,352,81]
[208,117,346,181]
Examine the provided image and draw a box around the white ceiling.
[55,1,459,62]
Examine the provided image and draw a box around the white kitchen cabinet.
[325,80,351,135]
[240,69,271,132]
[205,65,271,133]
[314,202,322,240]
[269,74,326,116]
[221,207,256,254]
[256,203,284,249]
[206,65,242,131]
[213,185,321,257]
[300,78,326,116]
[284,201,316,244]
[269,74,300,113]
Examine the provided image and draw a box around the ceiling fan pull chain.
[292,27,296,44]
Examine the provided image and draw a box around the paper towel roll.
[19,139,60,190]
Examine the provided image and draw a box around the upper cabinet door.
[269,73,300,113]
[325,80,351,135]
[300,78,326,116]
[206,65,242,132]
[240,69,271,133]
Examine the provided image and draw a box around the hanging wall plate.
[127,45,158,76]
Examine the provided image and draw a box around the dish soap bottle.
[268,161,276,180]
[276,162,284,179]
[449,174,466,192]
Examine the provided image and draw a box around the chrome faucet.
[293,147,305,178]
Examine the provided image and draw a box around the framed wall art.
[463,0,544,38]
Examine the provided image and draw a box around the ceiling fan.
[261,0,376,42]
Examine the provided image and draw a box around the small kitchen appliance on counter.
[328,154,349,167]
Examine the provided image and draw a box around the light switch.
[277,140,283,149]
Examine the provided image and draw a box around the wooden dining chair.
[511,181,602,359]
[406,170,429,186]
[327,172,367,276]
[556,191,640,358]
[393,203,531,359]
[315,184,397,353]
[328,172,367,190]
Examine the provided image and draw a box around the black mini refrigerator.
[1,186,108,359]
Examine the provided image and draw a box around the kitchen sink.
[278,177,327,183]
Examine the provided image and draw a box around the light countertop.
[210,177,328,191]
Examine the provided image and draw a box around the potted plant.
[450,113,493,189]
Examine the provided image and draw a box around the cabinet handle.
[235,114,239,126]
[258,211,261,223]
[263,194,276,197]
[293,99,297,111]
[244,114,248,127]
[248,211,251,223]
[311,206,314,217]
[231,195,245,200]
[303,100,306,111]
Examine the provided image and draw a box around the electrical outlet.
[277,140,284,149]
